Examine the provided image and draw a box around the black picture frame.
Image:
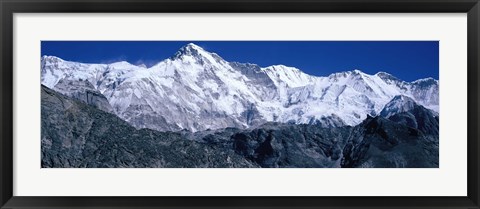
[1,0,479,208]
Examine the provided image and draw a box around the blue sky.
[41,41,438,82]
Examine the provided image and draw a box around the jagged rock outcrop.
[53,78,114,113]
[230,123,349,168]
[340,116,438,168]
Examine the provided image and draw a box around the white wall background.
[13,13,467,196]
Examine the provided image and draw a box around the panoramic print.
[41,41,439,168]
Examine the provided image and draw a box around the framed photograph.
[1,0,479,208]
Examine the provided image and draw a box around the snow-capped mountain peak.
[352,69,364,74]
[108,61,136,69]
[41,44,439,132]
[137,63,147,68]
[380,95,418,118]
[375,71,398,79]
[174,43,203,55]
[172,43,212,59]
[42,55,64,62]
[412,77,438,85]
[327,69,367,80]
[185,42,203,50]
[261,65,318,88]
[167,43,229,69]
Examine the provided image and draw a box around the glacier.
[41,43,439,132]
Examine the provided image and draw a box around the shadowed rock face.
[53,78,114,113]
[387,105,439,136]
[227,123,349,168]
[340,116,438,168]
[42,84,438,168]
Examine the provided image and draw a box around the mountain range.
[41,43,439,132]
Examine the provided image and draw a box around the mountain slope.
[41,43,439,132]
[41,85,257,168]
[341,114,438,168]
[380,95,419,118]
